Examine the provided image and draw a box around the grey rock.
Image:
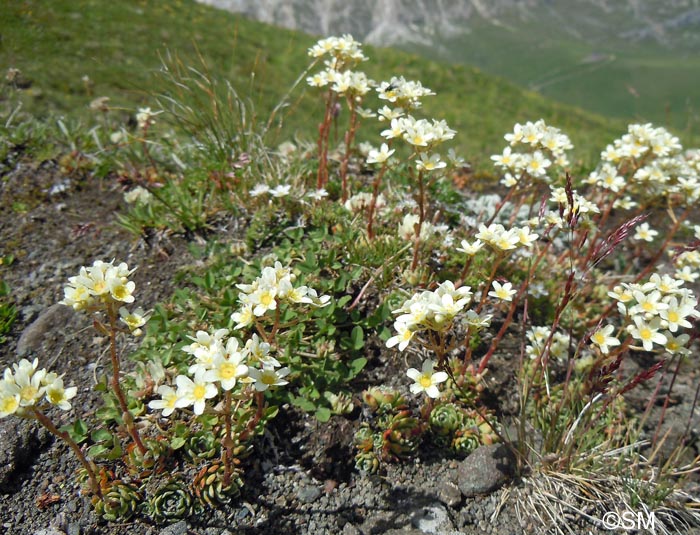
[342,524,361,535]
[33,530,66,535]
[66,523,81,535]
[297,483,322,504]
[457,444,516,497]
[437,480,462,507]
[17,303,76,356]
[159,520,188,535]
[410,503,455,534]
[0,419,50,489]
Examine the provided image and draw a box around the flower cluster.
[306,35,372,98]
[380,116,455,156]
[307,68,374,98]
[459,223,539,254]
[525,326,572,361]
[588,123,699,206]
[149,329,289,417]
[0,358,77,418]
[230,262,330,330]
[124,186,153,206]
[387,281,474,351]
[344,191,387,214]
[398,214,449,243]
[61,259,149,335]
[608,274,699,354]
[673,250,700,283]
[376,76,435,111]
[307,34,367,64]
[136,107,161,130]
[492,120,572,185]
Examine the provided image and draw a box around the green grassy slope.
[1,0,629,168]
[405,9,700,140]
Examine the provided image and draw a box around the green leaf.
[290,395,316,412]
[87,444,108,458]
[315,407,332,422]
[284,227,304,241]
[337,295,352,308]
[91,428,114,443]
[61,419,89,443]
[170,436,186,450]
[349,357,367,377]
[351,326,364,350]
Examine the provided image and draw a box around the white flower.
[250,184,270,197]
[119,307,149,336]
[406,360,448,399]
[174,371,218,416]
[415,153,446,172]
[386,320,414,351]
[108,276,135,303]
[148,385,179,417]
[204,352,248,391]
[589,324,620,354]
[270,184,291,198]
[136,107,160,129]
[663,332,690,355]
[659,297,694,332]
[231,304,254,330]
[633,223,658,242]
[13,361,46,407]
[124,186,152,205]
[306,189,328,201]
[366,143,395,165]
[456,239,484,256]
[488,281,516,302]
[0,381,21,418]
[627,317,667,352]
[44,376,77,411]
[247,365,290,392]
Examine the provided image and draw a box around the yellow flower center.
[667,311,679,323]
[219,362,236,380]
[93,281,106,294]
[419,375,433,388]
[48,389,63,405]
[262,371,277,385]
[20,385,38,402]
[641,302,654,312]
[260,292,274,307]
[639,328,652,341]
[193,384,207,400]
[592,332,605,345]
[112,284,129,300]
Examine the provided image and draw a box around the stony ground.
[2,162,700,535]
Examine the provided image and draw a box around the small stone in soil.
[456,443,516,497]
[159,520,188,535]
[436,480,462,507]
[410,502,454,534]
[16,303,76,356]
[297,484,322,504]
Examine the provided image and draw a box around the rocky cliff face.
[198,0,700,50]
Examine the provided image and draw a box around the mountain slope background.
[1,0,640,170]
[200,0,700,135]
